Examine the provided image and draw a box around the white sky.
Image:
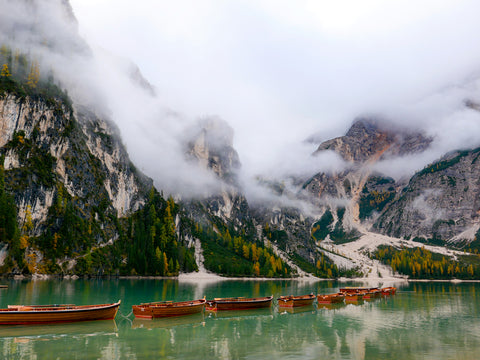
[69,0,480,183]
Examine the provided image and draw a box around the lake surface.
[0,278,479,359]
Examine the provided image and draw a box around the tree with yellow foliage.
[253,261,260,276]
[26,60,40,88]
[1,64,11,77]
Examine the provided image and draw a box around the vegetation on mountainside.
[0,44,72,112]
[311,208,359,245]
[0,161,23,272]
[417,148,480,177]
[0,45,198,277]
[118,190,197,276]
[359,187,395,219]
[372,245,480,279]
[188,218,291,277]
[0,162,197,276]
[311,210,333,242]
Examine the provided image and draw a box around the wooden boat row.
[0,301,120,325]
[132,298,206,319]
[317,287,397,304]
[132,296,274,319]
[0,286,395,326]
[0,286,396,325]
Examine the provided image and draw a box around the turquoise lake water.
[0,279,479,359]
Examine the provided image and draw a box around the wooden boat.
[277,293,315,308]
[132,298,206,319]
[381,287,397,296]
[0,285,7,289]
[317,292,345,304]
[206,296,273,311]
[0,301,120,325]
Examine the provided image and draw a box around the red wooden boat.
[381,287,397,296]
[132,298,206,319]
[317,292,345,304]
[206,296,273,311]
[277,293,315,308]
[0,301,120,325]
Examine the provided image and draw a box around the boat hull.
[0,302,120,325]
[132,299,205,319]
[317,293,345,304]
[206,296,273,311]
[277,294,315,308]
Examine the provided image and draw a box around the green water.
[0,279,479,359]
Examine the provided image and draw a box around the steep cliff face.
[186,117,240,184]
[0,93,151,238]
[184,117,248,229]
[375,148,480,243]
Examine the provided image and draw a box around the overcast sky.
[68,0,480,184]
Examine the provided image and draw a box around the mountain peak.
[314,117,432,163]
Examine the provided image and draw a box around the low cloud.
[2,0,480,206]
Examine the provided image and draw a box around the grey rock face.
[305,118,432,202]
[0,94,151,236]
[375,148,480,242]
[185,117,240,184]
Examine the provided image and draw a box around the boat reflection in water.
[132,313,205,330]
[0,319,118,340]
[316,302,347,311]
[206,308,273,320]
[278,305,316,315]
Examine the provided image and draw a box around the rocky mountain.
[1,0,480,280]
[375,147,480,244]
[183,117,250,229]
[0,94,152,232]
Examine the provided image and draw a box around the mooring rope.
[117,310,133,319]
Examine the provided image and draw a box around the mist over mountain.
[1,0,480,279]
